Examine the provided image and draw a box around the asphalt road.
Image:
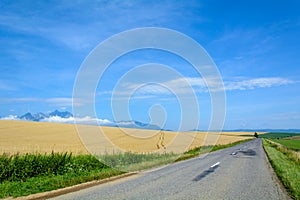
[51,139,290,200]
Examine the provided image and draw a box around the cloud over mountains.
[0,110,161,130]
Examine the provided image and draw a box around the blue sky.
[0,0,300,130]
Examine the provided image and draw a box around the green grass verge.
[0,152,108,183]
[0,152,122,198]
[269,139,300,151]
[263,139,300,199]
[0,168,122,198]
[0,138,253,198]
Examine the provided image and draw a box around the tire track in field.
[156,131,166,150]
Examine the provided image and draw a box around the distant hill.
[223,129,300,133]
[190,129,300,133]
[6,111,299,133]
[114,120,161,130]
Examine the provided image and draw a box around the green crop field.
[270,139,300,151]
[258,132,300,139]
[259,132,300,151]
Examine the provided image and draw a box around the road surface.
[51,139,290,200]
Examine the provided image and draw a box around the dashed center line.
[210,162,220,168]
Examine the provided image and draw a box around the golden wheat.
[0,120,255,155]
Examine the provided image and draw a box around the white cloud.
[0,97,74,105]
[163,77,219,93]
[0,98,39,103]
[46,98,75,107]
[112,77,207,99]
[166,77,293,93]
[116,121,134,126]
[0,115,19,120]
[135,84,172,95]
[0,12,96,51]
[0,1,205,52]
[40,116,113,125]
[109,76,294,99]
[46,98,73,104]
[0,80,16,91]
[225,77,293,91]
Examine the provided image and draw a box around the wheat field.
[0,120,255,155]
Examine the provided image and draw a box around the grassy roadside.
[0,153,122,198]
[0,168,122,199]
[263,139,300,199]
[0,138,253,198]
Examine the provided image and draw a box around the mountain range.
[113,120,161,130]
[1,110,162,130]
[19,110,73,121]
[2,111,299,133]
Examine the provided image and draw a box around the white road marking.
[210,162,220,168]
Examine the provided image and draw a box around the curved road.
[51,139,290,200]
